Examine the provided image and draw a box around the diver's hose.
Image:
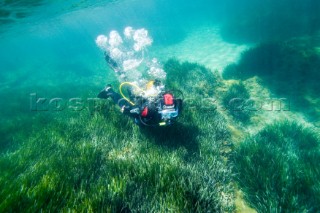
[119,82,144,106]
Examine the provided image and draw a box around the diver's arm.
[104,52,120,72]
[121,105,141,118]
[121,105,131,115]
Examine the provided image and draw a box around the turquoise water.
[1,0,320,212]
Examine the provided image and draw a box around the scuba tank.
[138,91,180,127]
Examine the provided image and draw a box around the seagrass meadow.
[1,0,320,212]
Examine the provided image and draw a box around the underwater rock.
[223,41,320,82]
[0,0,44,23]
[222,82,252,123]
[222,40,320,124]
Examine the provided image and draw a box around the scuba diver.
[98,80,182,127]
[98,52,182,127]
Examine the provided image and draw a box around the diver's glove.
[120,105,131,115]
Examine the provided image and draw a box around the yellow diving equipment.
[146,80,155,90]
[119,82,144,106]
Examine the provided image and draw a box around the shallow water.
[1,0,227,91]
[1,0,320,212]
